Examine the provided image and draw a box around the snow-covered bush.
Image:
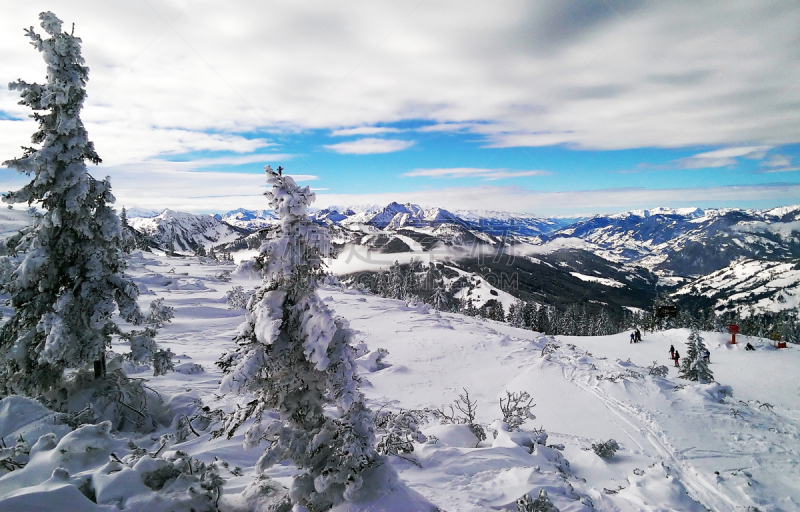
[0,421,228,511]
[679,328,714,383]
[226,285,248,309]
[431,388,487,442]
[173,404,224,443]
[0,12,143,396]
[121,298,175,376]
[500,391,536,431]
[648,360,669,377]
[516,489,559,512]
[375,410,427,456]
[147,298,175,328]
[215,166,377,510]
[592,439,620,459]
[355,347,390,372]
[44,355,165,433]
[152,348,175,376]
[0,435,30,474]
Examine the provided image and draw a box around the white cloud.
[650,146,773,170]
[1,1,799,161]
[402,168,549,180]
[759,154,799,173]
[324,138,415,154]
[312,183,800,217]
[0,160,317,214]
[331,127,403,136]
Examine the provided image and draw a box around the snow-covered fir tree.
[0,12,142,395]
[216,166,377,510]
[431,280,449,311]
[679,328,714,383]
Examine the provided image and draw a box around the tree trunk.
[94,354,106,379]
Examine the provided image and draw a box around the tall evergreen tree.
[0,12,142,395]
[679,328,714,383]
[216,166,376,510]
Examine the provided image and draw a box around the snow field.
[0,250,798,510]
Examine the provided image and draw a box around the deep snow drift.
[0,249,798,511]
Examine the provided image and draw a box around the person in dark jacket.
[669,344,675,359]
[635,328,642,342]
[630,332,635,343]
[673,350,680,367]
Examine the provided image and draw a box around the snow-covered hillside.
[674,258,800,315]
[216,208,277,230]
[1,250,798,511]
[542,206,800,276]
[129,209,244,252]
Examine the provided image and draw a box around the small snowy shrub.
[153,348,175,376]
[0,435,30,474]
[648,360,669,377]
[541,339,561,356]
[174,405,225,443]
[500,391,536,431]
[215,269,232,282]
[147,298,175,328]
[48,361,163,433]
[375,410,427,455]
[58,404,97,429]
[592,439,620,459]
[516,489,559,512]
[431,388,487,441]
[226,285,248,309]
[120,297,174,376]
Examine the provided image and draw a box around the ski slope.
[0,250,798,511]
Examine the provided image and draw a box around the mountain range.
[127,202,800,317]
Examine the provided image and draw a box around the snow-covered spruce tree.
[216,166,376,510]
[0,12,142,396]
[679,328,714,383]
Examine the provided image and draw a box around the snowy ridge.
[129,209,243,252]
[543,205,800,277]
[673,258,800,315]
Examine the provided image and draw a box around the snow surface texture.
[0,248,798,510]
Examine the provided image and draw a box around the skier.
[630,332,635,343]
[669,344,675,359]
[673,349,680,367]
[635,328,642,343]
[703,348,711,363]
[745,342,755,351]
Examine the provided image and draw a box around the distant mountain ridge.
[127,203,800,317]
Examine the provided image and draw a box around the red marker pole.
[729,324,739,345]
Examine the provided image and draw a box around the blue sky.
[1,1,799,216]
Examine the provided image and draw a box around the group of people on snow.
[668,344,711,368]
[629,328,642,343]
